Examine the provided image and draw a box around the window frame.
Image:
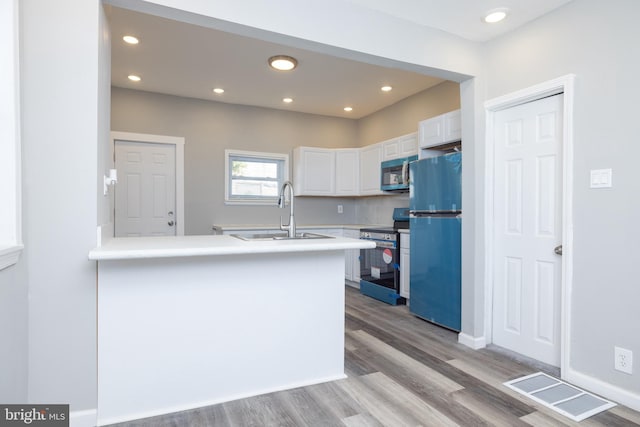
[224,149,289,205]
[0,0,23,271]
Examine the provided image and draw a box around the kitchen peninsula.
[89,234,373,425]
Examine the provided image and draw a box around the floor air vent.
[504,372,616,422]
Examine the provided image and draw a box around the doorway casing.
[483,74,575,378]
[110,131,185,236]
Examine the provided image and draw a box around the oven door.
[360,239,399,290]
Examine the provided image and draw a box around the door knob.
[168,221,175,226]
[554,245,563,255]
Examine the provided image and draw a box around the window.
[0,0,23,271]
[225,150,289,204]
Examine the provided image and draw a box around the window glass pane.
[231,179,279,196]
[226,151,288,203]
[232,159,278,179]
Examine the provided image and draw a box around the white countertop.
[211,223,385,232]
[89,234,375,261]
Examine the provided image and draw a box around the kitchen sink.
[231,232,333,241]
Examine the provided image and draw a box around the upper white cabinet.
[294,147,359,196]
[335,149,359,196]
[382,132,418,161]
[293,131,418,197]
[359,143,383,196]
[418,110,461,149]
[293,147,335,196]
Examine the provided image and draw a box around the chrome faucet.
[278,181,296,238]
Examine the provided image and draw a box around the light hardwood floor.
[108,287,640,426]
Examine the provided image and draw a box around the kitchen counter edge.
[89,234,375,261]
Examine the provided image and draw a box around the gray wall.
[111,85,460,233]
[0,261,28,402]
[357,81,460,147]
[484,0,640,393]
[111,88,360,234]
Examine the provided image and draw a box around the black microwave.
[380,155,417,192]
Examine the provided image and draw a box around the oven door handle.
[373,240,396,249]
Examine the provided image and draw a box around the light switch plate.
[590,168,612,188]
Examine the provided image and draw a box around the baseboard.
[457,332,486,350]
[70,408,97,427]
[345,280,360,289]
[97,373,347,426]
[564,367,640,412]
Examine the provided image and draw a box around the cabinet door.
[398,133,418,157]
[400,249,410,299]
[443,110,461,143]
[344,229,361,282]
[293,147,335,196]
[418,110,462,149]
[418,116,444,148]
[382,137,400,161]
[359,143,383,195]
[335,149,359,196]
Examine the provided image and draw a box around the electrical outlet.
[614,347,633,374]
[337,205,343,214]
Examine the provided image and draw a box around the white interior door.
[115,140,176,237]
[492,94,563,367]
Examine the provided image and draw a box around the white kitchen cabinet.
[359,143,383,195]
[398,132,418,157]
[335,149,359,196]
[306,227,359,283]
[343,229,361,284]
[418,110,461,149]
[382,132,418,161]
[293,147,336,196]
[400,232,410,299]
[294,147,359,197]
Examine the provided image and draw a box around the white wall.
[484,0,640,399]
[123,0,640,408]
[0,0,28,404]
[21,0,106,423]
[15,0,638,420]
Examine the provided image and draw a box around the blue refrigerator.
[409,152,461,331]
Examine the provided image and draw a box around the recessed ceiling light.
[484,8,508,23]
[268,55,298,71]
[381,86,392,92]
[283,97,293,103]
[213,88,225,94]
[127,74,141,82]
[344,107,353,112]
[123,35,139,45]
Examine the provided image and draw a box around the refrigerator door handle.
[402,160,409,185]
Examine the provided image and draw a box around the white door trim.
[111,131,185,236]
[483,74,575,377]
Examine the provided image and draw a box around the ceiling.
[108,1,572,119]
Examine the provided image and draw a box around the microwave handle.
[402,160,409,185]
